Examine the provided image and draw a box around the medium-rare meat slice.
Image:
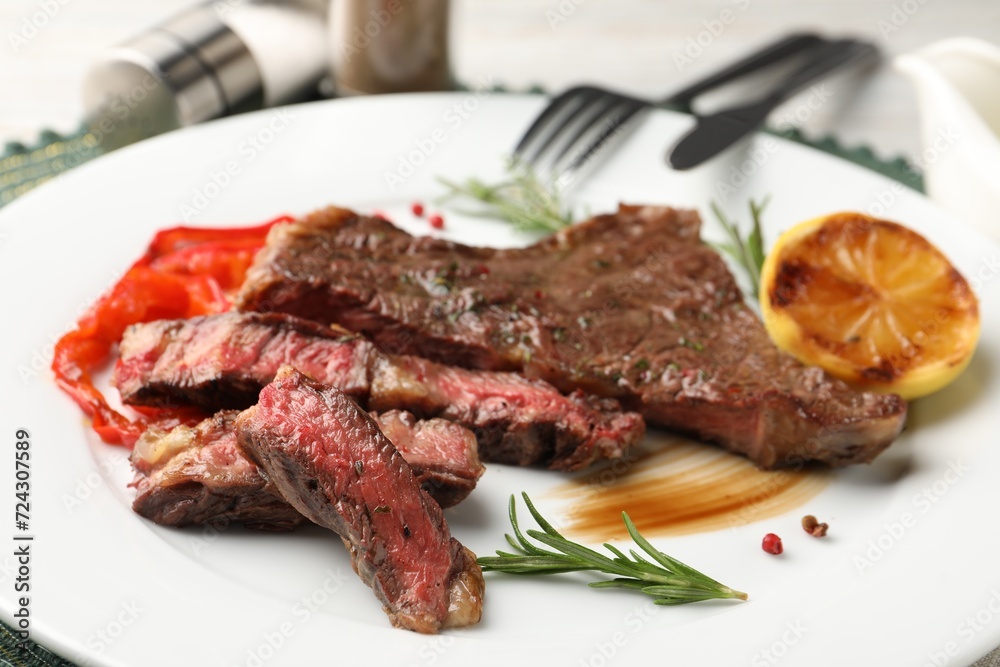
[131,410,302,531]
[114,312,643,470]
[131,409,484,528]
[236,366,483,633]
[236,205,908,469]
[368,353,640,469]
[115,312,372,409]
[369,411,483,508]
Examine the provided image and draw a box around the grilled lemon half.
[759,212,980,400]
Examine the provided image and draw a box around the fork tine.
[548,93,629,167]
[560,99,648,178]
[512,86,604,162]
[550,95,647,173]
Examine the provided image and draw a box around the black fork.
[511,32,824,186]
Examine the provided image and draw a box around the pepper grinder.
[82,0,329,150]
[329,0,452,95]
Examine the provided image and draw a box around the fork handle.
[759,38,879,105]
[663,32,823,108]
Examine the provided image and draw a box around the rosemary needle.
[709,197,770,299]
[436,159,574,234]
[477,493,748,606]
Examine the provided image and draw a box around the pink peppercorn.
[762,533,783,555]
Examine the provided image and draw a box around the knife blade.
[668,38,880,170]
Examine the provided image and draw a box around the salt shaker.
[82,0,329,148]
[329,0,452,95]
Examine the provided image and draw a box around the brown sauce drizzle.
[552,433,832,541]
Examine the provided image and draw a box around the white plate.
[1,94,998,667]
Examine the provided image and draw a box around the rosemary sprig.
[709,197,769,299]
[436,160,574,234]
[477,493,747,606]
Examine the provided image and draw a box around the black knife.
[668,38,880,170]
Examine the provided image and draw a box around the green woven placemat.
[766,124,923,192]
[0,95,924,667]
[0,127,104,209]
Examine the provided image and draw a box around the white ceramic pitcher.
[895,37,1000,242]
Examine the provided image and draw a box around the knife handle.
[664,33,824,109]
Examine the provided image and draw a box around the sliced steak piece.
[114,312,643,470]
[236,205,908,469]
[131,409,484,527]
[370,411,483,508]
[115,312,372,409]
[369,353,642,469]
[236,366,483,633]
[130,410,302,531]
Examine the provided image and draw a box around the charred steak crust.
[130,408,484,528]
[114,311,644,470]
[235,367,483,633]
[236,205,907,469]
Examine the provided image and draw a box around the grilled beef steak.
[236,367,484,633]
[131,409,484,528]
[114,312,643,470]
[236,205,907,468]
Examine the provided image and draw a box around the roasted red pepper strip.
[51,216,291,446]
